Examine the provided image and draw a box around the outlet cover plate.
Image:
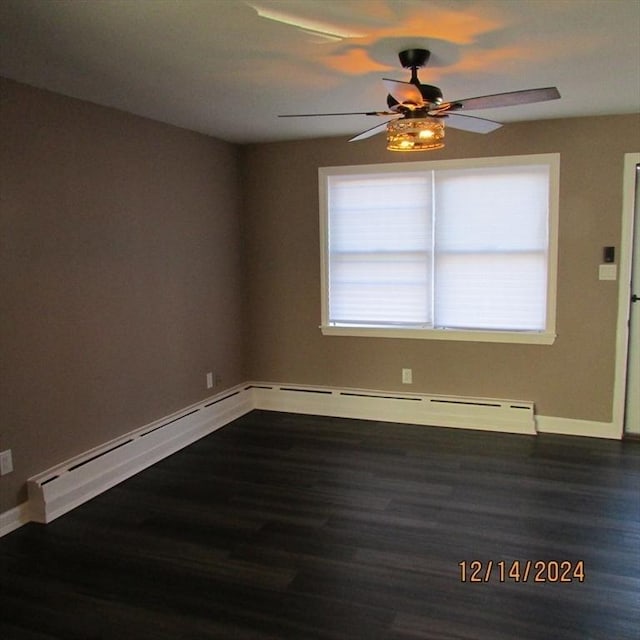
[599,264,617,281]
[0,450,13,475]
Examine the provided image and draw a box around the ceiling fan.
[279,49,560,151]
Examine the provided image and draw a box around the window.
[319,154,559,344]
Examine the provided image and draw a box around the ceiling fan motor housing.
[387,84,443,110]
[389,49,444,109]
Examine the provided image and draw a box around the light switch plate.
[599,264,617,281]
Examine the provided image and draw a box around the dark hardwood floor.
[1,410,639,640]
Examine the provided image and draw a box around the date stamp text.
[459,560,585,583]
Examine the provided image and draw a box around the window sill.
[320,325,557,345]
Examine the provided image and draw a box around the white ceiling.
[1,0,639,144]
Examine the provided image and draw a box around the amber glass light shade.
[386,117,445,151]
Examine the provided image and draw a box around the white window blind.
[328,173,432,326]
[433,165,549,330]
[321,156,558,342]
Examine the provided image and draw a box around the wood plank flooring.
[1,410,639,639]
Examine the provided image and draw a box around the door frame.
[613,152,640,436]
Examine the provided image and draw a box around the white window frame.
[319,154,559,344]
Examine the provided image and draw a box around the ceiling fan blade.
[442,113,503,134]
[437,87,561,112]
[349,119,397,143]
[279,110,394,117]
[382,79,424,105]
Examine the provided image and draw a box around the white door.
[625,163,640,435]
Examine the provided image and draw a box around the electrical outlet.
[402,368,412,384]
[214,373,223,389]
[0,449,13,476]
[206,372,213,389]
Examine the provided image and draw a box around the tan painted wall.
[241,115,640,424]
[0,79,245,511]
[2,74,638,515]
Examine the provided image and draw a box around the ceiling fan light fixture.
[386,117,445,152]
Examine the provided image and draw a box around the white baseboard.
[0,502,30,537]
[27,385,252,525]
[536,415,622,439]
[250,383,623,440]
[1,380,623,537]
[249,382,537,435]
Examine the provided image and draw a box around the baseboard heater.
[249,383,536,435]
[25,382,535,527]
[28,387,252,524]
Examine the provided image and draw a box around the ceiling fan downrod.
[399,49,430,84]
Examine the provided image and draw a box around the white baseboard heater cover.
[249,383,536,435]
[25,381,535,527]
[28,388,252,524]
